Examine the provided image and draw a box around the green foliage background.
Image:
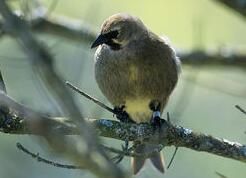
[0,0,245,178]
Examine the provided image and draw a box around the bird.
[91,13,180,174]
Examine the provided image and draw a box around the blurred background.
[0,0,246,178]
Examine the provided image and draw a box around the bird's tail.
[131,143,165,174]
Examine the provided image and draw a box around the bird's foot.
[151,111,162,130]
[149,100,162,131]
[113,105,134,123]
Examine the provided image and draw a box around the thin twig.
[214,0,246,18]
[215,171,228,178]
[235,105,246,115]
[167,147,179,169]
[0,70,7,94]
[66,81,115,114]
[167,112,170,122]
[16,142,82,169]
[166,112,179,169]
[0,2,125,178]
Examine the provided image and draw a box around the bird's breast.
[128,65,138,82]
[94,44,176,122]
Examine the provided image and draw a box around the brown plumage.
[91,13,180,174]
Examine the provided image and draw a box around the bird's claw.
[149,101,163,131]
[151,115,162,131]
[113,105,134,123]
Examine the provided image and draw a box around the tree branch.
[214,0,246,18]
[0,1,126,178]
[16,142,82,169]
[31,15,97,43]
[0,90,245,164]
[0,8,245,68]
[0,1,245,175]
[178,50,246,68]
[235,105,246,115]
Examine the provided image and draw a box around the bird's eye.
[105,30,119,39]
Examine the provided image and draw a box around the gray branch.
[0,8,245,68]
[30,17,246,68]
[31,15,97,43]
[0,1,246,175]
[0,91,246,164]
[214,0,246,18]
[178,50,246,67]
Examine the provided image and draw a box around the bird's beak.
[91,34,108,48]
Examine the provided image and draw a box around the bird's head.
[91,13,147,50]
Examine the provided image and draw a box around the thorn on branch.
[215,171,228,178]
[235,105,246,115]
[16,142,82,169]
[167,112,170,122]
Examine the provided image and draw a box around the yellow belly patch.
[125,98,152,123]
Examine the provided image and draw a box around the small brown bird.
[91,13,180,174]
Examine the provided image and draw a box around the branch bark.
[0,90,246,164]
